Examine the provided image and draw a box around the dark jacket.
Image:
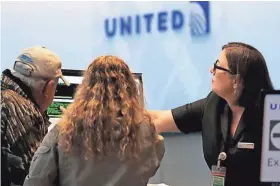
[23,124,165,186]
[172,91,274,186]
[1,69,50,185]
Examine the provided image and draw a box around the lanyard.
[221,123,231,155]
[218,105,233,167]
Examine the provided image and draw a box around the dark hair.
[222,42,274,108]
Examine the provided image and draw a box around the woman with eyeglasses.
[150,42,275,186]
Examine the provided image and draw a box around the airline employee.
[150,42,277,186]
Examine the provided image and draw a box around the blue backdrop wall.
[2,1,280,109]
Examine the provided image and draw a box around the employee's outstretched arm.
[148,96,208,134]
[148,110,179,133]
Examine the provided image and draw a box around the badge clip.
[211,152,227,186]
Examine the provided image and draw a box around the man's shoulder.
[2,86,25,99]
[1,88,45,133]
[1,88,39,116]
[1,86,46,146]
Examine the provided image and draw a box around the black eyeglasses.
[213,60,234,75]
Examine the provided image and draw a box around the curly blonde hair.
[58,56,156,160]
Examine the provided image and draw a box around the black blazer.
[171,91,271,186]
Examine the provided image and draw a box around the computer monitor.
[259,90,280,183]
[47,69,144,131]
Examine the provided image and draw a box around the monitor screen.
[260,90,280,183]
[47,69,144,131]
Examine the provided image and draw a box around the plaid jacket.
[1,69,50,185]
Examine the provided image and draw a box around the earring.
[233,83,244,100]
[233,84,238,95]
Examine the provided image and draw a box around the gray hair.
[12,71,48,92]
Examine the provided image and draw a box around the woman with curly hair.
[23,56,165,186]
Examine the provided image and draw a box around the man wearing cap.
[1,46,69,186]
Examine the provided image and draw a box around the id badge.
[211,165,226,186]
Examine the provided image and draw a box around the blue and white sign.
[261,94,280,182]
[1,1,280,111]
[104,1,210,38]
